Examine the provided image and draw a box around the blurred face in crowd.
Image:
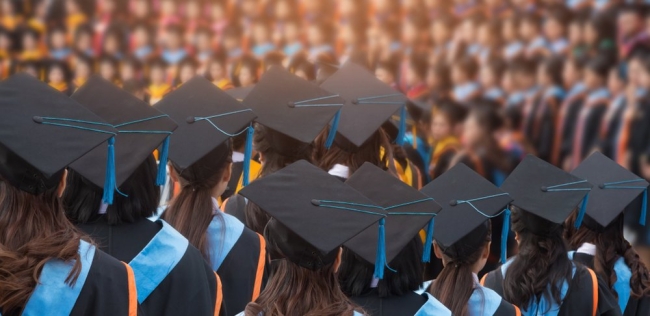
[501,70,515,93]
[150,66,165,84]
[307,25,325,46]
[373,0,391,12]
[196,31,212,52]
[103,34,120,56]
[431,112,454,141]
[22,33,37,51]
[1,0,15,15]
[426,67,442,90]
[568,21,583,45]
[33,1,47,19]
[584,69,604,90]
[132,26,150,48]
[75,62,91,79]
[166,31,182,50]
[544,18,564,41]
[275,0,293,21]
[582,22,597,46]
[431,20,451,45]
[0,32,9,51]
[241,0,259,18]
[210,3,226,21]
[101,0,116,15]
[375,66,395,85]
[48,66,64,83]
[22,65,38,77]
[209,60,226,81]
[252,22,270,45]
[132,0,149,19]
[608,68,625,94]
[639,63,650,89]
[238,66,256,87]
[479,66,497,88]
[462,112,485,149]
[50,30,67,50]
[120,63,135,82]
[339,0,357,18]
[65,0,81,14]
[627,57,644,87]
[224,33,241,51]
[185,1,200,20]
[501,19,517,42]
[460,20,476,43]
[536,63,550,87]
[160,0,176,17]
[562,61,581,88]
[520,20,538,41]
[75,30,92,53]
[405,65,422,86]
[477,24,496,47]
[513,70,535,90]
[402,22,418,46]
[99,61,116,81]
[451,64,468,85]
[618,12,642,38]
[284,22,300,43]
[179,64,195,84]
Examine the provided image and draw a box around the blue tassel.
[640,189,648,226]
[242,125,254,187]
[575,192,589,228]
[156,136,170,186]
[422,218,434,262]
[396,106,406,146]
[325,110,341,149]
[102,137,116,205]
[374,218,387,279]
[501,208,511,263]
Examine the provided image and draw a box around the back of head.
[64,155,160,225]
[503,206,573,312]
[314,127,392,176]
[164,141,233,260]
[0,175,83,314]
[430,221,491,316]
[246,219,357,316]
[339,236,424,298]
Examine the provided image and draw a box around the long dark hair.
[244,220,360,316]
[314,127,393,175]
[565,212,650,300]
[430,221,492,316]
[339,236,424,298]
[244,123,313,234]
[64,155,160,225]
[503,206,573,312]
[0,175,86,314]
[163,140,233,261]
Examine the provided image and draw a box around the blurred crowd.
[4,1,650,199]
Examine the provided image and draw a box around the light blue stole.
[415,293,452,316]
[207,212,245,271]
[501,257,576,316]
[128,220,189,303]
[21,240,95,316]
[468,285,505,316]
[569,251,632,312]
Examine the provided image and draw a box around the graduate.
[62,77,225,316]
[233,54,260,88]
[570,57,611,169]
[429,99,466,180]
[552,56,587,168]
[156,77,267,316]
[175,57,198,87]
[237,160,386,315]
[338,163,450,315]
[481,59,507,105]
[599,67,627,159]
[207,52,234,90]
[0,73,138,315]
[401,99,433,185]
[229,66,343,232]
[451,56,481,104]
[71,53,92,91]
[147,58,172,105]
[97,54,120,86]
[45,59,71,95]
[501,17,524,61]
[530,57,565,162]
[482,155,621,316]
[422,163,520,315]
[567,152,650,316]
[316,62,407,180]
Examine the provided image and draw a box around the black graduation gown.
[599,97,626,159]
[2,241,141,316]
[350,290,452,316]
[482,259,621,316]
[530,91,562,163]
[76,217,225,316]
[626,100,650,177]
[572,98,608,166]
[553,94,586,167]
[572,252,650,316]
[221,161,244,201]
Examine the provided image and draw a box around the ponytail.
[567,213,650,299]
[430,221,491,316]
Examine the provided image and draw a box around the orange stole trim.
[214,272,223,316]
[252,233,267,301]
[514,305,521,316]
[480,273,487,286]
[122,262,138,316]
[220,197,230,213]
[616,114,632,166]
[587,268,598,316]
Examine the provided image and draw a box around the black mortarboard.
[501,155,592,234]
[225,85,255,102]
[420,164,512,262]
[572,152,649,228]
[243,66,344,152]
[69,76,177,195]
[344,163,441,265]
[320,62,408,150]
[154,76,257,184]
[0,74,116,195]
[239,160,388,276]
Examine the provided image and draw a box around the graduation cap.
[154,76,257,185]
[320,62,408,149]
[420,164,512,263]
[243,66,344,151]
[0,73,116,196]
[501,155,592,234]
[225,85,255,102]
[68,76,177,206]
[239,160,389,277]
[344,163,441,266]
[572,152,649,228]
